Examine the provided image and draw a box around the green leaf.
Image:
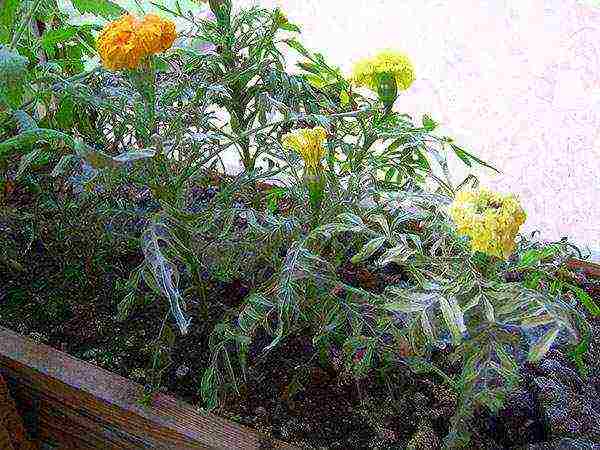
[274,8,300,33]
[451,144,500,173]
[567,283,600,317]
[305,74,327,88]
[343,336,374,378]
[518,249,540,267]
[438,295,466,343]
[0,0,20,43]
[152,55,169,73]
[524,271,544,290]
[278,22,301,33]
[0,128,76,159]
[451,145,472,167]
[339,90,350,106]
[12,110,36,131]
[528,326,560,363]
[116,292,137,322]
[378,244,414,266]
[0,45,28,84]
[56,95,75,130]
[422,114,438,131]
[238,294,273,335]
[568,338,589,378]
[149,2,180,17]
[16,148,45,179]
[41,26,77,56]
[351,236,386,264]
[71,0,125,20]
[283,38,311,59]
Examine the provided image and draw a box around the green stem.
[10,0,44,50]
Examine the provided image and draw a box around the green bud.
[375,72,398,109]
[208,0,231,25]
[304,171,324,212]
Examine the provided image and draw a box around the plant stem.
[10,0,44,50]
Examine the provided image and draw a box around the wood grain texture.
[0,327,296,450]
[567,258,600,279]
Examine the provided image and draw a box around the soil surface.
[2,168,600,449]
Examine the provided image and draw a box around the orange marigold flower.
[97,14,144,71]
[155,17,177,52]
[140,14,177,54]
[97,14,177,71]
[137,14,164,54]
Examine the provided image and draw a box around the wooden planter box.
[566,257,600,279]
[0,327,295,449]
[1,258,597,449]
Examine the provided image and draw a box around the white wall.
[69,0,600,254]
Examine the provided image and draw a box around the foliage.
[0,0,594,448]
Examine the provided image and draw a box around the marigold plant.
[97,14,177,71]
[449,188,527,259]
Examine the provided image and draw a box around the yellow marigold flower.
[97,14,177,71]
[449,188,526,259]
[351,49,415,93]
[281,127,327,171]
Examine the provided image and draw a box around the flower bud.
[304,172,325,211]
[375,72,398,108]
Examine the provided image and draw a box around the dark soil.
[1,169,599,449]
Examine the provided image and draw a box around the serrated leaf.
[343,336,374,378]
[238,294,273,335]
[81,147,156,169]
[305,74,326,88]
[351,236,386,264]
[0,128,76,159]
[56,95,75,130]
[0,0,20,42]
[41,26,77,56]
[142,223,191,335]
[369,214,390,236]
[12,110,36,131]
[439,295,466,343]
[567,284,600,317]
[201,366,218,410]
[283,38,311,58]
[0,45,27,84]
[451,144,500,173]
[113,148,156,162]
[518,249,540,268]
[116,292,137,322]
[482,295,495,322]
[338,212,365,228]
[16,148,44,179]
[340,90,350,106]
[71,0,125,19]
[528,326,560,362]
[50,154,76,177]
[378,244,414,266]
[274,9,300,33]
[420,310,436,342]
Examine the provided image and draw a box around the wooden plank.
[0,327,295,450]
[567,258,600,279]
